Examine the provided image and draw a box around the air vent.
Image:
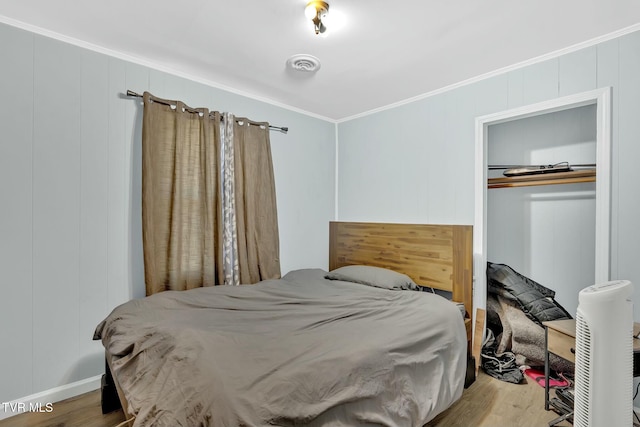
[286,54,321,72]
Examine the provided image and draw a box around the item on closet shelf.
[503,162,572,177]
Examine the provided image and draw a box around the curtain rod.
[125,90,288,134]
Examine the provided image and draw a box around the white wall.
[0,22,336,405]
[337,88,476,225]
[337,31,640,317]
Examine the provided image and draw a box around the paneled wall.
[2,15,640,410]
[0,23,336,404]
[337,31,640,315]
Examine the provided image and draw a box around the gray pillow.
[325,265,419,291]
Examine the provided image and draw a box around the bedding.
[324,265,420,290]
[94,268,467,427]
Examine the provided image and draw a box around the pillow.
[325,265,419,291]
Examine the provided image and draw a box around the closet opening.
[473,87,612,323]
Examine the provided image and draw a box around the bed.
[94,221,473,427]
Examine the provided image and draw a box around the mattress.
[94,268,466,427]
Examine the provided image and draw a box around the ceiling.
[1,1,639,121]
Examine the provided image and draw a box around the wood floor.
[0,390,126,427]
[0,372,569,427]
[428,371,570,427]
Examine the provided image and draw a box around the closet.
[473,88,611,318]
[487,105,596,316]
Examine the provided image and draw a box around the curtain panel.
[141,92,280,295]
[233,118,281,284]
[142,92,223,295]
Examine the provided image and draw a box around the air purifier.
[574,280,633,427]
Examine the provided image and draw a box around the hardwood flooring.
[0,391,126,427]
[0,372,569,427]
[428,371,570,427]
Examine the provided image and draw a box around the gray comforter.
[94,268,466,427]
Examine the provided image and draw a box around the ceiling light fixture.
[305,1,329,35]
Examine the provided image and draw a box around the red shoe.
[523,367,569,388]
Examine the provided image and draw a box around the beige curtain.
[233,119,281,284]
[141,92,281,295]
[142,92,223,295]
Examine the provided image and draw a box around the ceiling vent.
[286,54,321,72]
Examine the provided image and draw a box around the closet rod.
[125,90,288,134]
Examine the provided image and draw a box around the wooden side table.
[543,319,576,423]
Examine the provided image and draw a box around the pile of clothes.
[482,262,574,383]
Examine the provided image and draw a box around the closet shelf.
[487,169,596,189]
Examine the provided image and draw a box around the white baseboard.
[0,375,102,421]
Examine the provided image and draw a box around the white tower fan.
[574,280,633,427]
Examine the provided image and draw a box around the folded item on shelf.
[503,162,572,177]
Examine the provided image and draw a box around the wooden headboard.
[329,221,473,319]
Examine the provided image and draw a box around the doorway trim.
[473,87,612,314]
